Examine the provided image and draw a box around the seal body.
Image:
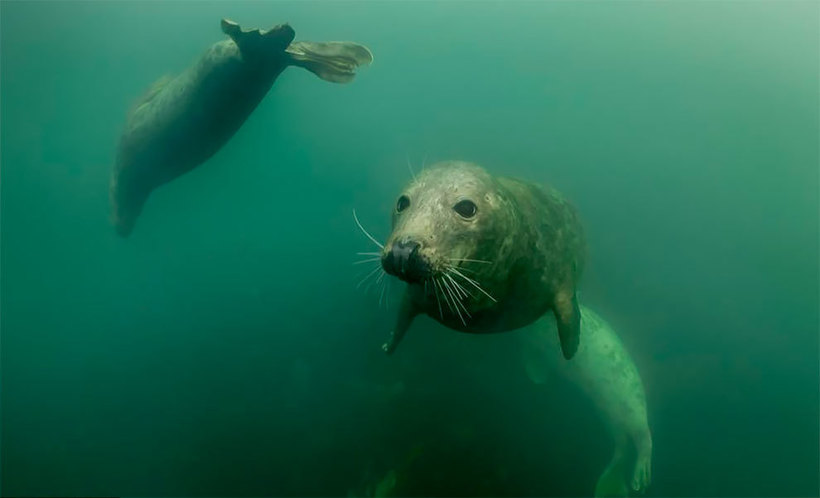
[379,160,586,359]
[521,306,653,496]
[110,19,373,237]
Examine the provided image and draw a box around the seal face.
[378,160,586,359]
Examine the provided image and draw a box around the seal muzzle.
[382,240,430,283]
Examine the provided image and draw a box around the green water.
[1,1,817,496]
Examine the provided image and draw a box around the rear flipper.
[631,434,652,493]
[595,444,630,498]
[286,41,373,83]
[594,433,652,497]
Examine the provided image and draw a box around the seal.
[371,160,586,359]
[521,306,653,496]
[110,18,373,237]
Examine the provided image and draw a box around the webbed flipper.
[594,441,630,498]
[554,288,581,359]
[285,41,373,83]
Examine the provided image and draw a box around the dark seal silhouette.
[110,19,373,237]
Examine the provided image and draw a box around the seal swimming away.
[361,160,586,359]
[521,306,653,496]
[110,18,373,237]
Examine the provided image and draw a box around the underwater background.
[1,1,817,497]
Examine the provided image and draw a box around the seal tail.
[285,41,373,83]
[594,447,631,498]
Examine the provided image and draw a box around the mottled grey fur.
[381,160,586,359]
[521,306,653,496]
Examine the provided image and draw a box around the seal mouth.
[382,240,431,283]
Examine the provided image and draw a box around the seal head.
[377,160,586,359]
[382,163,503,284]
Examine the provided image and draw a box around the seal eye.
[396,195,410,213]
[453,199,477,219]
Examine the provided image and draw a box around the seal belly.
[110,40,284,236]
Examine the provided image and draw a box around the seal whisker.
[352,209,384,249]
[444,272,466,299]
[353,257,382,265]
[451,282,472,319]
[442,277,469,324]
[447,258,492,264]
[430,278,444,319]
[448,267,497,303]
[356,265,382,289]
[406,155,417,181]
[364,269,385,294]
[445,277,472,319]
[435,278,456,315]
[357,252,382,256]
[445,264,477,275]
[446,272,475,300]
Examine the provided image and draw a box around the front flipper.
[554,288,581,359]
[285,41,373,83]
[382,289,418,354]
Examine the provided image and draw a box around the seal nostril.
[386,240,423,279]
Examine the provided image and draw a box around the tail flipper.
[594,449,630,498]
[285,41,373,83]
[631,435,652,493]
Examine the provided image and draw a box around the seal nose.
[383,240,429,282]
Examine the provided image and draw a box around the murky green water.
[1,1,817,496]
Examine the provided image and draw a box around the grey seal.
[521,306,653,496]
[367,160,586,359]
[110,18,373,237]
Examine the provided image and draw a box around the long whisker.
[435,278,456,315]
[451,265,477,275]
[364,269,385,294]
[357,252,382,256]
[406,155,417,181]
[446,273,466,299]
[441,277,468,325]
[447,258,492,265]
[356,265,382,289]
[448,276,472,318]
[446,272,474,300]
[447,267,497,303]
[430,278,444,319]
[353,258,382,265]
[352,209,384,249]
[444,273,464,300]
[444,276,471,319]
